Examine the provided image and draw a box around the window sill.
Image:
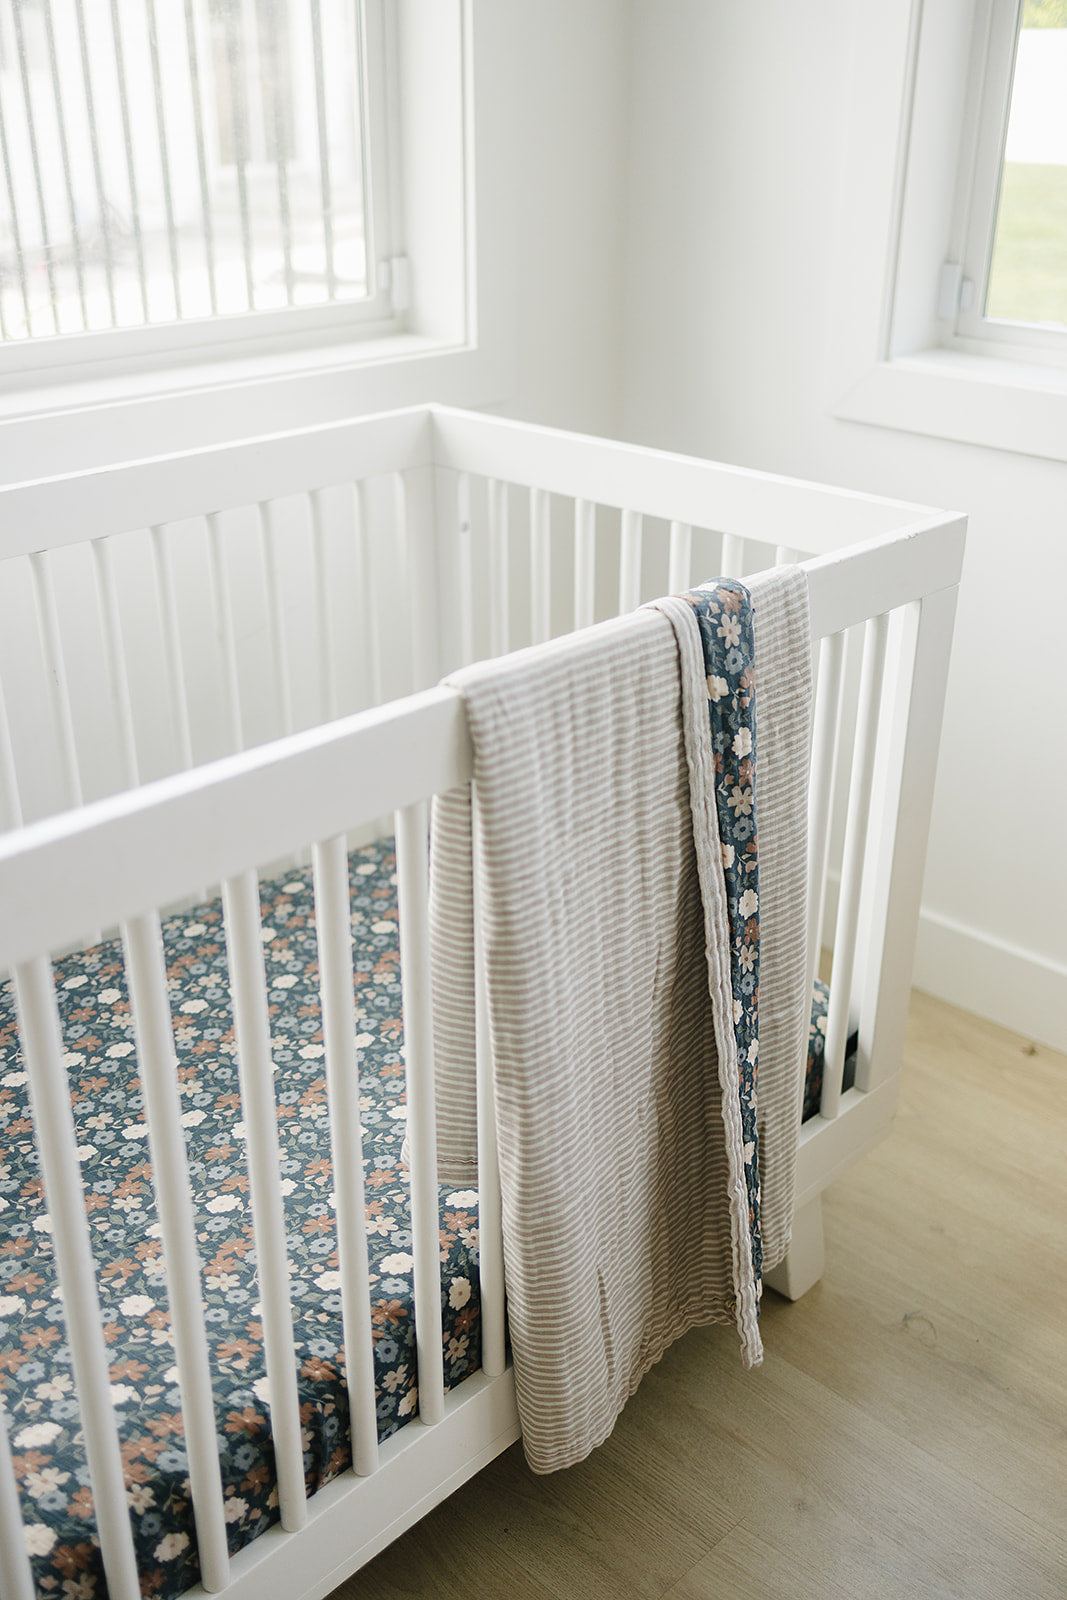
[0,330,515,483]
[833,347,1067,465]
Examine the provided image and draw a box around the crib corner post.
[763,1193,825,1302]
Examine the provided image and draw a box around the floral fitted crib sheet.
[0,839,481,1599]
[0,839,844,1599]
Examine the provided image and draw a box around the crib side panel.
[795,539,962,1191]
[0,686,509,1600]
[855,585,960,1090]
[0,460,444,838]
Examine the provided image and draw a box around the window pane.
[986,1,1067,327]
[0,0,369,343]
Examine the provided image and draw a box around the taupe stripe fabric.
[745,567,813,1270]
[430,604,762,1473]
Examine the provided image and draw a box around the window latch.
[937,263,975,320]
[380,256,411,316]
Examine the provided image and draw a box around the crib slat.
[0,671,23,829]
[821,612,890,1120]
[814,624,860,961]
[488,479,509,658]
[311,836,379,1476]
[530,487,551,645]
[573,498,596,630]
[12,958,141,1600]
[207,513,245,754]
[668,520,692,593]
[803,629,846,1089]
[0,1395,36,1600]
[309,489,339,722]
[720,533,744,578]
[350,481,383,710]
[29,552,83,809]
[392,472,419,694]
[619,509,643,614]
[456,473,475,667]
[221,870,307,1530]
[258,502,295,737]
[122,913,230,1591]
[150,525,195,771]
[394,802,446,1427]
[471,788,506,1378]
[91,538,140,789]
[397,468,440,694]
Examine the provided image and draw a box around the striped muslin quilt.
[426,568,812,1473]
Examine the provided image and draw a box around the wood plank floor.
[337,991,1067,1600]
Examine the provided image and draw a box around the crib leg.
[764,1193,825,1301]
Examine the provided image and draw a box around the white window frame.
[950,0,1067,360]
[0,1,400,380]
[832,0,1067,464]
[0,0,516,481]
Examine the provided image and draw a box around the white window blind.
[0,0,387,345]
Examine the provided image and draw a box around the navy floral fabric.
[0,839,481,1600]
[803,979,858,1123]
[683,580,762,1284]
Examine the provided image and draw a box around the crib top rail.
[0,403,959,562]
[0,686,469,972]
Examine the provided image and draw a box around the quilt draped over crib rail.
[427,567,812,1474]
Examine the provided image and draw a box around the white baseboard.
[912,907,1067,1055]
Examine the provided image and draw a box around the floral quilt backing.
[0,839,481,1600]
[684,580,762,1284]
[803,978,858,1123]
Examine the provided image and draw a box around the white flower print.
[707,674,729,703]
[717,612,742,649]
[14,1421,61,1447]
[378,1252,414,1274]
[728,784,753,818]
[154,1532,190,1560]
[23,1523,57,1556]
[119,1294,156,1317]
[25,1466,70,1500]
[732,726,752,757]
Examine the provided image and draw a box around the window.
[0,0,398,370]
[833,0,1067,463]
[948,0,1067,357]
[0,2,515,482]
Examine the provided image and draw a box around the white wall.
[497,0,630,436]
[619,0,1067,1050]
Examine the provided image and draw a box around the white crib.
[0,405,965,1600]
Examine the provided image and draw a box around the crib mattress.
[0,839,482,1599]
[0,841,841,1599]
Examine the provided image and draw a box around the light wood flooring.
[337,991,1067,1600]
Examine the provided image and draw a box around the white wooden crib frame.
[0,405,965,1600]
